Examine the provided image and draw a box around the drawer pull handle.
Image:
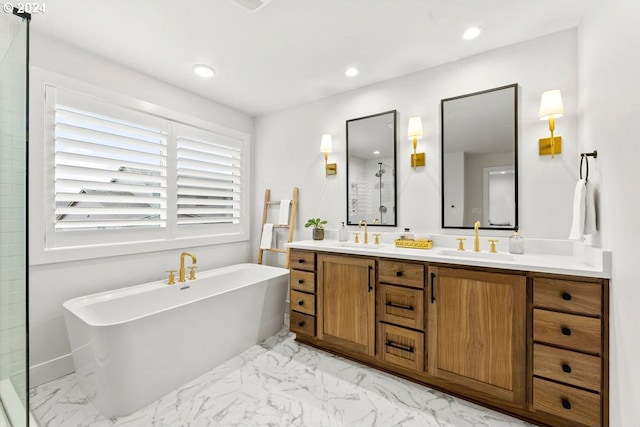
[561,327,572,336]
[298,279,304,284]
[396,271,403,277]
[561,399,572,410]
[298,259,305,264]
[562,364,572,373]
[298,321,305,327]
[298,300,304,306]
[562,292,572,301]
[385,341,414,353]
[385,301,414,311]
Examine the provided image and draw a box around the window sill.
[30,232,249,266]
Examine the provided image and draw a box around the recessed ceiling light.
[193,64,216,78]
[345,67,359,77]
[373,150,380,155]
[462,27,482,40]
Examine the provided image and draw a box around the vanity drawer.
[534,309,601,354]
[378,260,424,289]
[534,278,601,316]
[290,250,315,272]
[379,284,424,330]
[534,344,601,391]
[379,323,424,371]
[290,311,315,337]
[291,290,315,316]
[290,270,315,294]
[533,377,601,427]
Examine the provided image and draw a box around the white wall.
[253,29,580,260]
[28,33,254,386]
[579,1,640,425]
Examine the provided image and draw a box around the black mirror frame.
[440,84,519,230]
[346,110,398,227]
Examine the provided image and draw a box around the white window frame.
[31,77,250,265]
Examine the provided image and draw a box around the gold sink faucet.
[359,220,368,244]
[179,252,197,282]
[474,221,481,252]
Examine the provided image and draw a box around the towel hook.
[579,150,598,183]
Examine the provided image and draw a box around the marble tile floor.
[30,329,538,427]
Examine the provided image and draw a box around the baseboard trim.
[29,353,74,388]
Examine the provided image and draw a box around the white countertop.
[286,239,611,279]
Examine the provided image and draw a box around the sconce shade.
[320,134,332,152]
[539,90,564,120]
[408,117,424,140]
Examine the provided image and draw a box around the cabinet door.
[427,267,526,405]
[317,254,376,357]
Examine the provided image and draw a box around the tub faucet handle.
[188,265,197,280]
[166,270,177,285]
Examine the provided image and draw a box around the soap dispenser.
[509,228,524,254]
[339,222,348,242]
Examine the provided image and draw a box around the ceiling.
[31,0,597,117]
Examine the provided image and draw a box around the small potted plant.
[305,217,327,240]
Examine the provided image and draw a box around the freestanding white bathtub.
[63,263,289,417]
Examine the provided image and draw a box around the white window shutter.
[175,124,243,226]
[53,94,168,231]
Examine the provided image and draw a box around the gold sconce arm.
[408,117,425,168]
[324,151,337,176]
[320,134,337,176]
[539,117,563,158]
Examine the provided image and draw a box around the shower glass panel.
[0,10,29,427]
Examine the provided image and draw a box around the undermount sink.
[337,241,383,250]
[437,249,515,261]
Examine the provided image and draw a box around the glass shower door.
[0,9,29,427]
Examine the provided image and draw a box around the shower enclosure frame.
[0,7,30,427]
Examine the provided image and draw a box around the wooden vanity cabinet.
[289,249,316,338]
[427,266,527,406]
[288,249,609,427]
[377,260,425,372]
[316,254,376,357]
[532,276,607,427]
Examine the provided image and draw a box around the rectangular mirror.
[441,84,518,229]
[346,110,397,226]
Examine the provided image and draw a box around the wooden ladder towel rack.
[258,187,298,269]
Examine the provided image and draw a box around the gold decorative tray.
[394,239,433,250]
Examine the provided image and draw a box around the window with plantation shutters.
[175,124,242,227]
[54,103,168,231]
[43,85,248,254]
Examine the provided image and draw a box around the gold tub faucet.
[179,252,197,282]
[474,221,481,252]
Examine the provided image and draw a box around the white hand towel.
[568,180,586,241]
[260,223,273,249]
[584,181,597,235]
[278,200,291,225]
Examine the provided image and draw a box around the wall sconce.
[539,89,564,158]
[320,134,337,176]
[408,116,425,168]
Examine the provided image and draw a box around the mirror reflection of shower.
[375,162,388,223]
